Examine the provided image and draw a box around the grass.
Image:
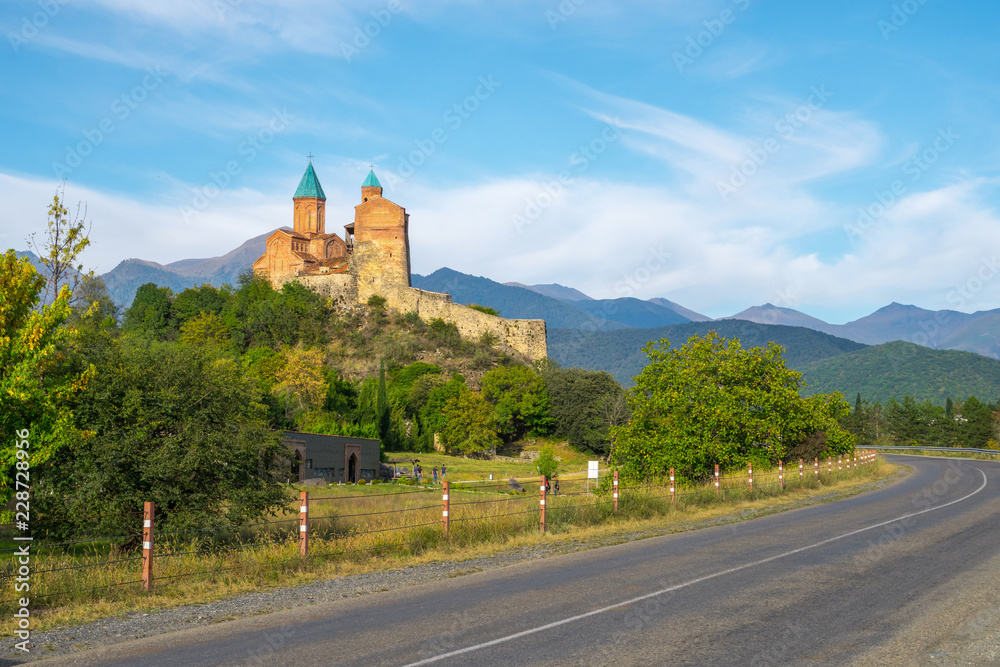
[0,455,894,636]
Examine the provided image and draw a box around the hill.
[503,282,593,301]
[100,230,272,306]
[548,321,867,386]
[798,341,1000,404]
[412,268,628,331]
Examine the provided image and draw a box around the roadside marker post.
[670,468,675,505]
[613,470,619,513]
[540,476,547,533]
[828,457,832,476]
[799,458,804,482]
[299,491,309,557]
[442,481,450,537]
[779,460,784,491]
[142,501,155,592]
[748,463,753,494]
[838,455,843,472]
[814,457,819,478]
[714,464,720,495]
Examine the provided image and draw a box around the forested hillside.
[799,341,1000,404]
[549,321,867,386]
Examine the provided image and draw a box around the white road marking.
[405,466,989,666]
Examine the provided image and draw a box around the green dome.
[294,163,326,199]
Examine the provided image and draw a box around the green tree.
[172,284,231,327]
[0,250,93,506]
[610,332,854,482]
[535,444,559,479]
[481,365,554,442]
[26,190,93,306]
[541,365,624,455]
[178,310,231,347]
[441,387,501,455]
[123,283,175,339]
[35,339,290,542]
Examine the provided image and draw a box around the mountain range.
[16,230,1000,402]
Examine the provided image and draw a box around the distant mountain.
[799,341,1000,404]
[549,320,867,386]
[566,297,691,329]
[503,282,593,301]
[413,268,628,331]
[100,230,272,306]
[647,297,712,322]
[725,303,833,331]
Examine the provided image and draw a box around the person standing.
[441,464,447,481]
[433,466,439,484]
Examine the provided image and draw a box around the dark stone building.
[283,431,382,483]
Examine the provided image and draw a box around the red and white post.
[442,481,450,536]
[799,458,804,482]
[540,476,547,533]
[142,501,155,592]
[714,464,720,495]
[748,463,754,493]
[814,457,819,478]
[613,470,619,513]
[299,490,309,557]
[670,468,675,505]
[779,460,784,491]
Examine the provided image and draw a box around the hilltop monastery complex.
[253,163,547,361]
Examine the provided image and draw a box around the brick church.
[254,162,548,361]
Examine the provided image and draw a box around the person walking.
[416,464,422,484]
[433,466,439,484]
[441,464,447,481]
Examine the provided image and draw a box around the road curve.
[36,456,1000,666]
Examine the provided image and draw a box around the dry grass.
[0,457,894,634]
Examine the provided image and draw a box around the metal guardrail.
[871,445,1000,454]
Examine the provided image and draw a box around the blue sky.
[2,0,999,323]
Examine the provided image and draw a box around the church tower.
[293,162,326,235]
[351,169,411,302]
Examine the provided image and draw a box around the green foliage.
[468,304,500,317]
[611,332,854,483]
[367,294,387,310]
[221,273,330,351]
[427,318,463,350]
[122,282,175,339]
[36,338,289,541]
[535,444,559,479]
[541,366,626,455]
[0,250,93,505]
[481,365,555,442]
[173,284,231,326]
[441,386,501,455]
[26,190,93,306]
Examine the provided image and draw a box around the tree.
[441,387,501,455]
[610,332,854,482]
[271,346,327,420]
[481,365,554,442]
[535,444,559,479]
[34,339,290,542]
[26,189,93,307]
[0,250,93,506]
[122,283,174,339]
[541,365,624,455]
[179,311,231,348]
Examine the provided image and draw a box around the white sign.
[588,461,599,479]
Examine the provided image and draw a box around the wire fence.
[0,451,880,614]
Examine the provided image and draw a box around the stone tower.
[293,162,326,235]
[348,169,411,302]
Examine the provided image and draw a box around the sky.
[1,0,999,323]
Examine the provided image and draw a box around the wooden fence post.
[714,464,720,495]
[142,501,155,592]
[540,475,547,533]
[670,468,675,505]
[442,481,450,536]
[748,463,754,494]
[299,490,309,557]
[613,470,619,513]
[779,460,784,491]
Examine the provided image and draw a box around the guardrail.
[871,445,1000,454]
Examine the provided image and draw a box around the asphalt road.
[36,456,1000,666]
